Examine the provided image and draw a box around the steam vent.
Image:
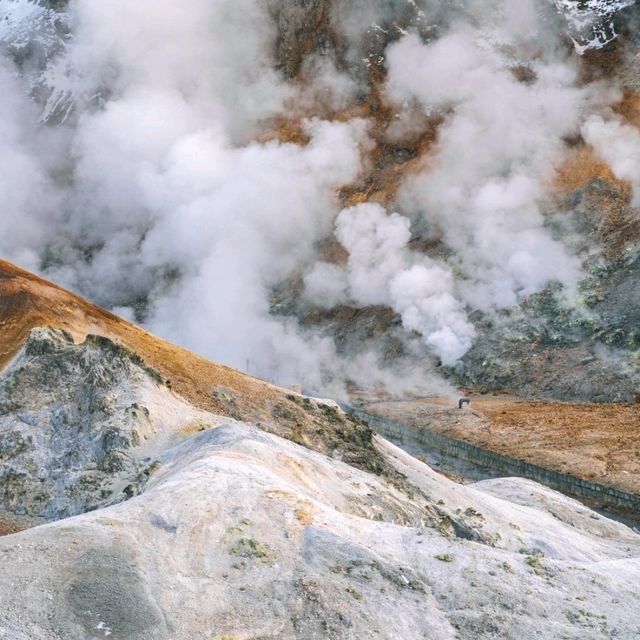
[0,1,639,638]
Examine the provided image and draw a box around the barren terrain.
[0,2,639,637]
[0,260,392,475]
[0,289,638,638]
[361,395,640,494]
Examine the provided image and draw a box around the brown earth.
[361,395,640,495]
[2,262,638,498]
[554,124,640,259]
[0,510,45,537]
[0,259,391,476]
[0,259,286,417]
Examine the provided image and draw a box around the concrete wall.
[352,409,640,512]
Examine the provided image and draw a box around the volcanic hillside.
[0,259,388,474]
[0,264,639,640]
[2,0,640,400]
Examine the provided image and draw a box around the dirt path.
[361,394,640,495]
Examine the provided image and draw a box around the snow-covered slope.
[0,0,73,122]
[555,0,637,51]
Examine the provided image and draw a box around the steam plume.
[0,0,635,395]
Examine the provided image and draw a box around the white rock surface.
[0,327,219,520]
[0,332,639,639]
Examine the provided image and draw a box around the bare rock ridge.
[0,263,639,639]
[0,259,391,477]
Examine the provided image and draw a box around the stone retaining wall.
[351,408,640,512]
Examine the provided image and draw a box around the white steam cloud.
[0,60,61,267]
[582,115,640,207]
[386,24,605,312]
[332,203,475,364]
[0,0,635,396]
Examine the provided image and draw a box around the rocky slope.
[1,4,639,636]
[0,326,216,525]
[0,260,388,475]
[3,425,640,639]
[0,265,639,639]
[268,0,640,403]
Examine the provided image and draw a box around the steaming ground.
[1,0,639,396]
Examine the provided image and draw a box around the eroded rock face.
[267,0,640,80]
[0,327,195,520]
[453,260,640,403]
[0,423,638,639]
[0,0,72,122]
[267,0,437,81]
[267,0,332,77]
[8,0,630,123]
